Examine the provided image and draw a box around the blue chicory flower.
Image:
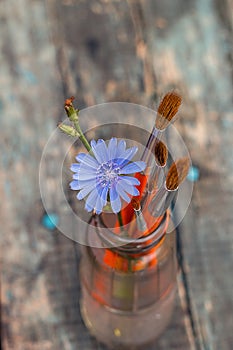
[70,138,146,214]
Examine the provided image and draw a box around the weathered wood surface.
[0,0,233,349]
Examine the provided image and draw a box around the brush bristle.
[131,198,141,210]
[154,141,168,166]
[166,157,190,190]
[155,92,182,130]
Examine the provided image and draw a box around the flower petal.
[77,183,96,200]
[73,172,96,181]
[119,161,146,174]
[73,165,96,178]
[85,188,99,211]
[72,179,96,190]
[116,181,131,203]
[85,203,93,212]
[118,178,140,196]
[95,186,108,214]
[76,153,98,169]
[97,184,108,203]
[110,186,122,213]
[70,163,80,172]
[90,139,96,148]
[94,198,103,214]
[92,185,109,214]
[95,139,109,162]
[120,176,140,186]
[118,146,138,166]
[91,141,104,164]
[70,180,80,190]
[116,139,126,158]
[108,138,117,160]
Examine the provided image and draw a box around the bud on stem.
[62,96,91,152]
[58,124,80,137]
[64,96,79,122]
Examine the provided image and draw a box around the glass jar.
[79,210,177,349]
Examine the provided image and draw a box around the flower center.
[97,160,120,187]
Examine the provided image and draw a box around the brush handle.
[162,190,177,216]
[148,165,165,193]
[148,186,177,217]
[134,209,148,232]
[141,126,160,164]
[148,185,167,216]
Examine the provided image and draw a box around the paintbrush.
[131,198,148,233]
[148,140,168,193]
[121,92,182,226]
[141,92,182,166]
[149,157,190,217]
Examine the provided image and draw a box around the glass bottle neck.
[96,210,170,254]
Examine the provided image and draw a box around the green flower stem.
[64,99,91,152]
[73,120,91,152]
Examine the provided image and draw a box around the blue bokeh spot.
[187,166,200,182]
[42,213,59,230]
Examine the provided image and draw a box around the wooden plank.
[0,0,82,349]
[2,0,232,349]
[0,1,191,349]
[137,0,233,349]
[0,0,191,349]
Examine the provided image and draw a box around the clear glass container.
[79,210,177,349]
